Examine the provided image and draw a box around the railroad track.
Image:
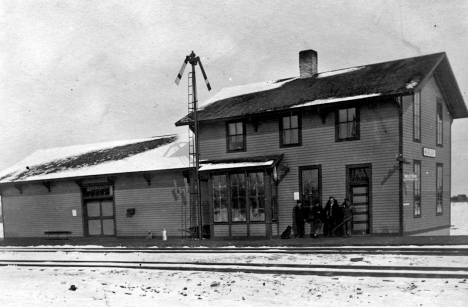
[1,259,467,279]
[1,246,467,256]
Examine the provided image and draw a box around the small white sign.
[293,192,300,200]
[423,147,436,158]
[72,210,77,217]
[403,202,410,206]
[403,173,418,182]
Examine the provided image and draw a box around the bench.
[44,231,72,240]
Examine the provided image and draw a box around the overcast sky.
[1,0,467,194]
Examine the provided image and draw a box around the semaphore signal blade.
[197,58,211,91]
[175,57,189,85]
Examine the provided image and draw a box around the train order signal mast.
[175,51,211,240]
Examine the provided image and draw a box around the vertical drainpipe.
[398,96,404,236]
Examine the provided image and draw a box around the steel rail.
[0,247,467,256]
[1,259,467,272]
[1,260,467,279]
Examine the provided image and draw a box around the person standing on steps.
[310,202,324,238]
[324,196,340,237]
[341,198,356,237]
[293,200,305,238]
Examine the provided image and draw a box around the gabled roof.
[175,52,468,125]
[0,134,189,184]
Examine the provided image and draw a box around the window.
[212,175,228,222]
[336,107,359,141]
[414,91,421,142]
[280,114,301,146]
[230,173,247,222]
[82,185,113,198]
[436,163,443,215]
[212,171,267,223]
[248,172,265,221]
[436,99,443,147]
[226,121,245,152]
[413,160,421,218]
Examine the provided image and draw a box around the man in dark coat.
[324,196,340,237]
[293,200,305,238]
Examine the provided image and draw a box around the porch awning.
[198,154,283,172]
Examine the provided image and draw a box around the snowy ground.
[451,202,468,235]
[0,250,467,306]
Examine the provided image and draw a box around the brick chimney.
[299,49,318,78]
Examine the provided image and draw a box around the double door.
[84,199,115,236]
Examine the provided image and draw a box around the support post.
[191,56,203,240]
[265,172,272,239]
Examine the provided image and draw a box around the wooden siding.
[402,76,451,234]
[114,171,187,237]
[199,99,401,236]
[0,182,82,237]
[231,224,247,236]
[250,223,266,236]
[214,225,229,237]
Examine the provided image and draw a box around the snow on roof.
[0,134,189,183]
[198,77,297,110]
[198,155,283,172]
[405,80,419,89]
[198,160,275,171]
[291,93,382,108]
[316,66,365,78]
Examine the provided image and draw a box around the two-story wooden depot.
[176,50,468,238]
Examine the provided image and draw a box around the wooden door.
[348,166,371,235]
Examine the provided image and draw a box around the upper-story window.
[226,121,246,152]
[280,114,301,147]
[414,91,421,142]
[436,99,443,147]
[336,107,360,141]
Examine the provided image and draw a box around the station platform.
[0,235,467,248]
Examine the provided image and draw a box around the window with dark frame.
[436,163,443,215]
[227,121,245,152]
[248,172,265,221]
[413,160,421,218]
[212,171,267,224]
[230,173,247,222]
[414,91,421,142]
[336,107,359,141]
[436,99,443,147]
[280,114,301,146]
[212,175,228,222]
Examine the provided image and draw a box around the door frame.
[346,163,372,235]
[81,184,116,237]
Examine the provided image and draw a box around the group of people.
[293,196,355,238]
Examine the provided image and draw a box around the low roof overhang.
[198,154,283,172]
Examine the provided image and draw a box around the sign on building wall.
[423,147,436,158]
[403,172,418,182]
[294,192,300,200]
